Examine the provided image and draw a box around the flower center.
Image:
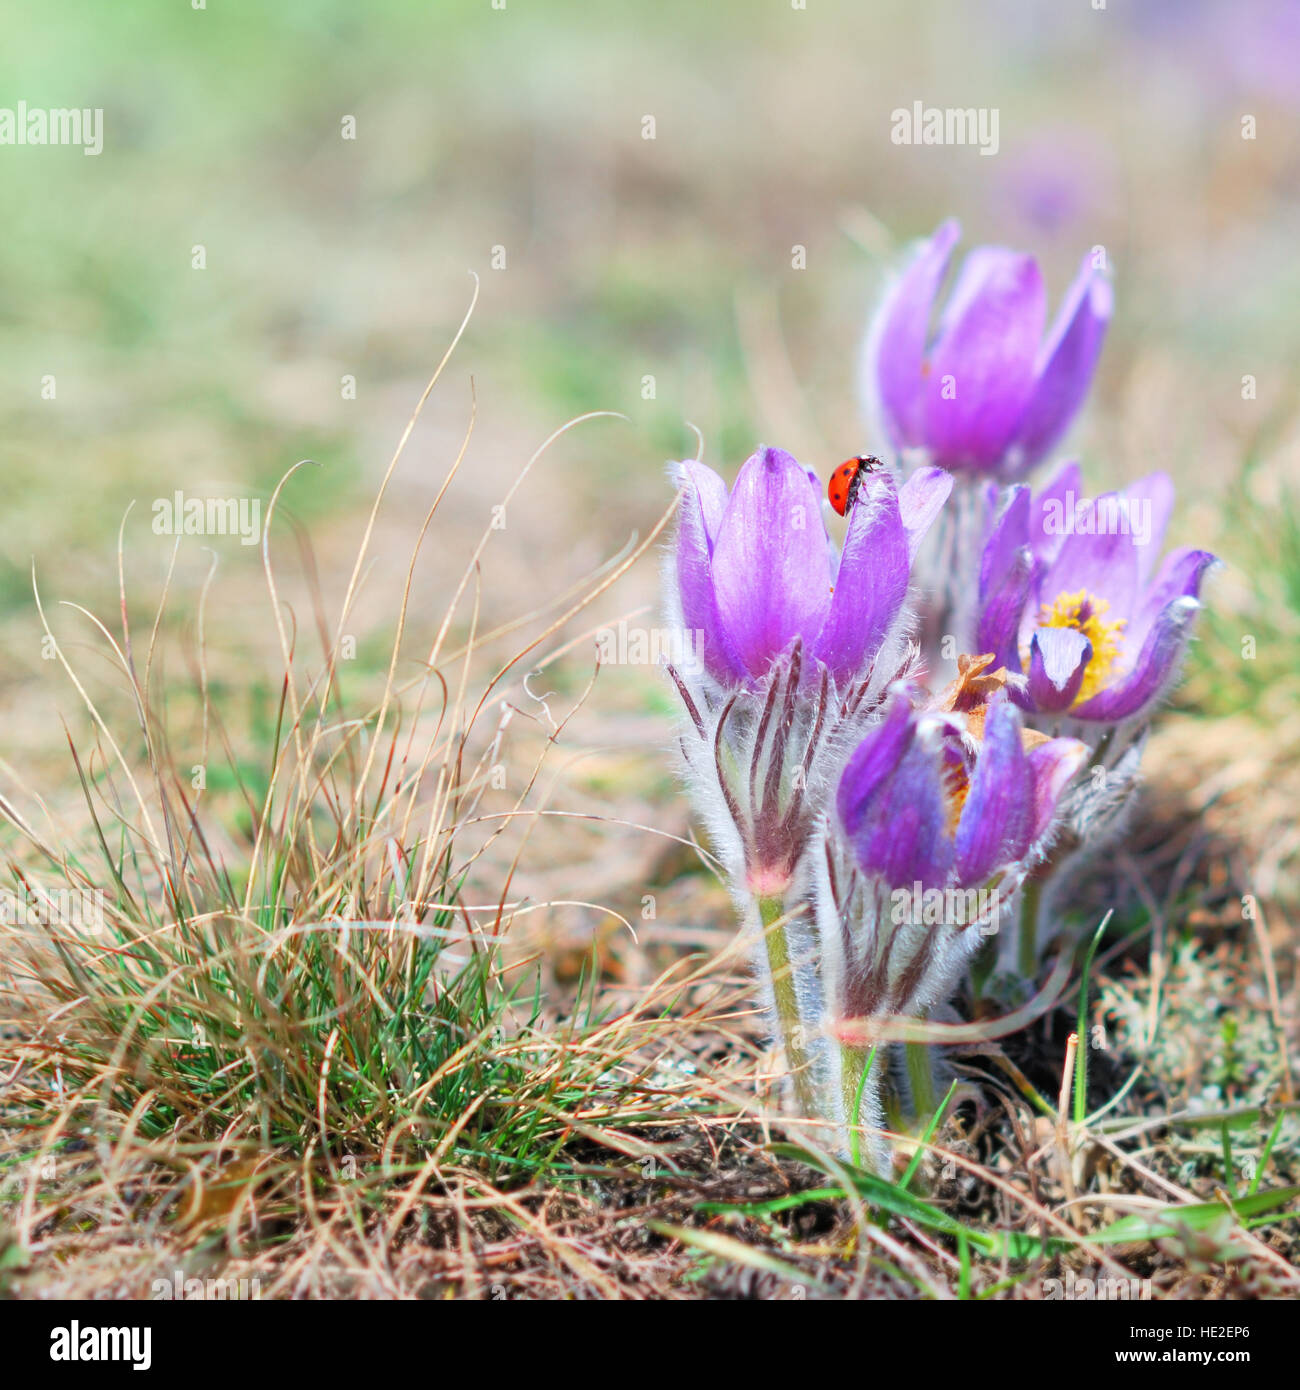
[1037,588,1126,705]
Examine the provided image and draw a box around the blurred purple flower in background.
[862,220,1112,481]
[1127,0,1300,109]
[998,133,1119,238]
[975,461,1217,726]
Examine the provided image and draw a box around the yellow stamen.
[1035,588,1126,706]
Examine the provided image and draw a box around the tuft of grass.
[0,299,741,1290]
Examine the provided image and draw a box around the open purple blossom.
[672,445,951,691]
[862,220,1112,480]
[975,461,1217,725]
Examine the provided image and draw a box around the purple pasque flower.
[666,443,941,885]
[862,220,1112,481]
[975,460,1217,726]
[663,446,951,1123]
[832,693,1086,914]
[813,690,1086,1165]
[671,445,951,693]
[665,445,950,900]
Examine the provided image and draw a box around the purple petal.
[981,480,1003,534]
[816,471,909,683]
[866,219,962,452]
[1130,547,1217,644]
[673,461,745,684]
[897,465,953,561]
[979,486,1030,596]
[976,487,1033,671]
[1027,459,1083,568]
[836,698,916,841]
[1071,596,1202,723]
[980,548,1035,679]
[1027,737,1089,843]
[711,448,832,680]
[676,459,729,549]
[1119,472,1176,585]
[1010,254,1112,475]
[954,700,1032,886]
[1039,497,1141,624]
[1026,627,1091,712]
[923,250,1046,470]
[844,740,954,892]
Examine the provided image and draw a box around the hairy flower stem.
[1018,874,1043,978]
[757,894,818,1120]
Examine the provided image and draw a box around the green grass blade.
[1074,910,1112,1126]
[898,1078,958,1193]
[1248,1112,1286,1197]
[1087,1186,1300,1245]
[767,1143,1071,1261]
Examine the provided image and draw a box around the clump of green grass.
[0,301,732,1282]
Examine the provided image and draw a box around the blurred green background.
[2,0,1298,733]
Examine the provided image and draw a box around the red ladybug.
[827,455,884,516]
